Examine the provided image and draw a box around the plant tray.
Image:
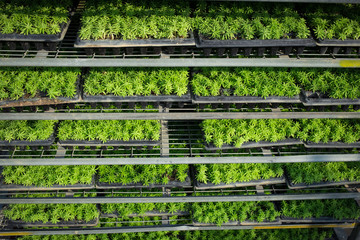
[285,169,360,189]
[301,90,360,106]
[101,210,189,218]
[204,139,303,151]
[192,218,281,226]
[6,217,99,228]
[304,141,360,149]
[0,134,55,147]
[196,34,316,48]
[316,39,360,47]
[74,32,196,48]
[0,175,96,191]
[280,216,357,224]
[83,92,192,103]
[58,139,160,147]
[192,94,302,104]
[0,21,71,43]
[96,174,192,189]
[194,177,286,190]
[0,75,81,108]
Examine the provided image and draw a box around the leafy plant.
[3,193,99,224]
[0,120,57,142]
[0,0,71,35]
[286,162,360,184]
[281,199,360,220]
[202,119,360,148]
[2,165,96,187]
[195,163,283,185]
[84,68,189,97]
[79,0,193,40]
[57,120,161,142]
[98,164,188,185]
[0,68,80,100]
[193,2,310,40]
[191,192,280,226]
[192,68,301,98]
[305,4,360,40]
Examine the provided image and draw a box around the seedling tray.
[6,217,99,228]
[83,92,192,103]
[316,39,360,47]
[304,141,360,149]
[285,169,360,189]
[96,174,192,189]
[192,217,281,226]
[74,32,196,48]
[194,177,286,190]
[0,175,96,191]
[192,94,302,104]
[101,210,189,218]
[301,90,360,106]
[204,139,303,151]
[280,216,356,224]
[0,134,55,147]
[58,139,160,147]
[196,34,316,48]
[0,75,81,108]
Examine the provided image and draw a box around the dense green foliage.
[291,68,360,99]
[202,119,360,148]
[4,203,99,224]
[305,4,360,40]
[192,68,360,99]
[98,164,188,185]
[202,119,299,148]
[0,120,57,142]
[286,162,360,184]
[0,0,70,35]
[192,193,280,226]
[18,229,334,240]
[84,68,189,97]
[79,0,192,40]
[4,194,99,224]
[192,68,301,98]
[194,2,310,40]
[281,199,360,220]
[57,120,161,142]
[0,68,80,100]
[101,191,188,216]
[2,166,96,187]
[195,163,284,185]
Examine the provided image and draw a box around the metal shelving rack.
[0,0,360,238]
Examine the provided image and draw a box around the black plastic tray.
[0,134,55,147]
[6,217,99,228]
[192,94,302,104]
[280,216,357,224]
[204,139,303,151]
[304,141,360,149]
[59,139,160,147]
[0,175,96,191]
[74,32,196,48]
[301,90,360,106]
[83,92,192,103]
[196,34,316,48]
[0,75,81,108]
[101,210,189,218]
[316,39,360,47]
[194,177,286,190]
[0,21,71,42]
[285,169,360,189]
